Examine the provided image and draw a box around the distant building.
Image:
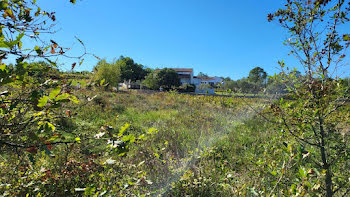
[119,80,141,90]
[193,76,202,86]
[169,68,223,94]
[172,68,194,84]
[170,68,222,86]
[195,76,223,86]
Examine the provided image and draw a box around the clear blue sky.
[32,0,349,79]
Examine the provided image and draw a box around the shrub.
[179,83,196,92]
[92,59,121,88]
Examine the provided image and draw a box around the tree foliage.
[0,0,84,152]
[157,68,181,89]
[221,67,268,94]
[248,66,267,85]
[92,59,121,88]
[269,0,350,196]
[197,72,209,78]
[143,70,159,90]
[117,56,149,82]
[143,68,181,90]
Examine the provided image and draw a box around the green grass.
[215,91,266,97]
[4,87,346,196]
[63,88,275,195]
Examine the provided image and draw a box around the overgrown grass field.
[1,87,349,196]
[62,89,277,195]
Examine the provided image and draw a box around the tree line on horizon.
[16,56,350,95]
[88,57,350,95]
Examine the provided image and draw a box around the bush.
[197,83,212,91]
[142,68,181,90]
[143,72,159,90]
[179,83,196,92]
[92,59,121,88]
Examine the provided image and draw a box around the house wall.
[193,78,201,86]
[176,71,194,85]
[180,78,192,84]
[200,77,223,85]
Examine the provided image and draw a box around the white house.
[172,68,194,84]
[196,76,223,86]
[169,68,224,95]
[193,76,202,86]
[171,68,223,86]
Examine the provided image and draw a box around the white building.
[172,68,194,84]
[169,68,223,95]
[171,68,223,87]
[194,76,223,86]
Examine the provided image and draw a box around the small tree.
[248,67,267,93]
[248,67,267,85]
[197,83,212,91]
[0,0,85,152]
[237,78,260,94]
[197,72,209,77]
[156,68,181,90]
[143,70,159,90]
[269,0,350,196]
[117,56,149,82]
[92,59,121,88]
[180,83,196,92]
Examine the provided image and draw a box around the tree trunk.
[319,116,333,197]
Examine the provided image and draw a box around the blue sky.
[29,0,350,79]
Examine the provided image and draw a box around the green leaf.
[147,128,158,134]
[0,40,11,49]
[70,95,79,104]
[270,170,277,176]
[100,79,105,86]
[55,93,70,101]
[37,96,49,108]
[34,46,43,56]
[299,167,307,178]
[122,134,136,143]
[0,64,7,71]
[47,135,59,142]
[75,137,81,143]
[118,123,130,136]
[79,58,84,66]
[46,122,56,132]
[49,88,60,99]
[62,133,75,140]
[44,58,57,67]
[153,153,160,158]
[15,33,24,43]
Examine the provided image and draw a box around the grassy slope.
[65,88,276,195]
[2,85,348,196]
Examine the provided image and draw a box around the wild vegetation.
[0,0,349,196]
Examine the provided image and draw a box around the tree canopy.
[143,68,181,90]
[117,56,149,82]
[92,59,121,87]
[268,0,350,196]
[248,67,267,85]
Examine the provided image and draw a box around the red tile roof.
[196,76,217,80]
[172,68,193,72]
